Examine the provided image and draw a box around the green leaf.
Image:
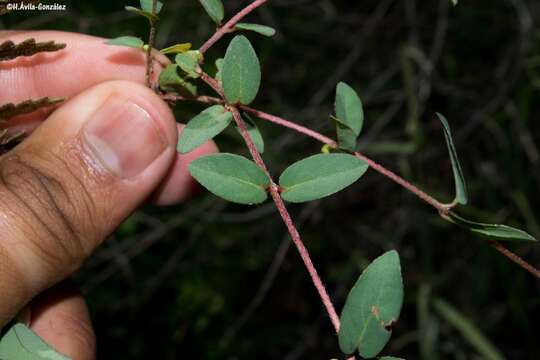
[331,115,357,152]
[234,23,276,37]
[445,211,536,242]
[125,6,159,22]
[436,113,468,205]
[222,35,261,105]
[238,113,265,154]
[215,58,224,86]
[451,0,458,5]
[338,251,404,358]
[159,64,197,96]
[105,36,144,49]
[178,105,233,154]
[175,51,202,78]
[198,0,224,24]
[0,323,71,359]
[160,43,192,55]
[433,298,504,360]
[140,0,163,14]
[189,153,269,204]
[334,82,363,151]
[279,154,368,203]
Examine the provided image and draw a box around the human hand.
[0,30,217,359]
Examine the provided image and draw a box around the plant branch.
[228,105,341,333]
[489,241,540,279]
[145,0,158,88]
[240,107,451,212]
[160,91,540,280]
[199,0,269,54]
[196,72,341,333]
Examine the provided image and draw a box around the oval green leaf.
[105,36,144,49]
[189,153,269,204]
[198,0,224,24]
[0,323,71,360]
[159,64,197,96]
[338,251,404,358]
[222,35,261,105]
[178,105,233,154]
[279,154,368,203]
[234,23,276,37]
[446,211,536,242]
[215,58,224,86]
[125,6,159,22]
[175,50,202,78]
[436,113,468,205]
[238,113,265,154]
[335,82,364,151]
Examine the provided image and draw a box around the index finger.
[0,30,168,106]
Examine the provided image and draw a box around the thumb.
[0,80,178,325]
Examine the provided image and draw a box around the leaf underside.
[338,251,404,358]
[240,113,265,154]
[234,23,276,37]
[198,0,224,24]
[436,113,468,205]
[0,97,64,121]
[446,211,536,242]
[105,36,144,49]
[0,323,71,359]
[334,82,364,151]
[159,64,197,96]
[0,38,66,61]
[175,51,201,78]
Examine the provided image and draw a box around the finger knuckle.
[0,151,97,273]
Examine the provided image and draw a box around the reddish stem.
[490,241,540,279]
[199,0,269,54]
[229,106,341,332]
[161,91,540,280]
[240,105,338,146]
[240,106,449,212]
[145,0,158,87]
[352,152,446,212]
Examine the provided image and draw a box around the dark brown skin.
[0,30,218,359]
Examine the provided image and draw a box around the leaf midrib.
[282,165,362,193]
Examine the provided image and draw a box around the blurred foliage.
[3,0,540,358]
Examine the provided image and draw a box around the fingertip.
[151,124,219,206]
[30,282,96,360]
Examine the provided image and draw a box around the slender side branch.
[199,0,269,54]
[490,241,540,279]
[160,91,540,280]
[145,0,158,88]
[240,106,449,212]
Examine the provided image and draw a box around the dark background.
[2,0,540,359]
